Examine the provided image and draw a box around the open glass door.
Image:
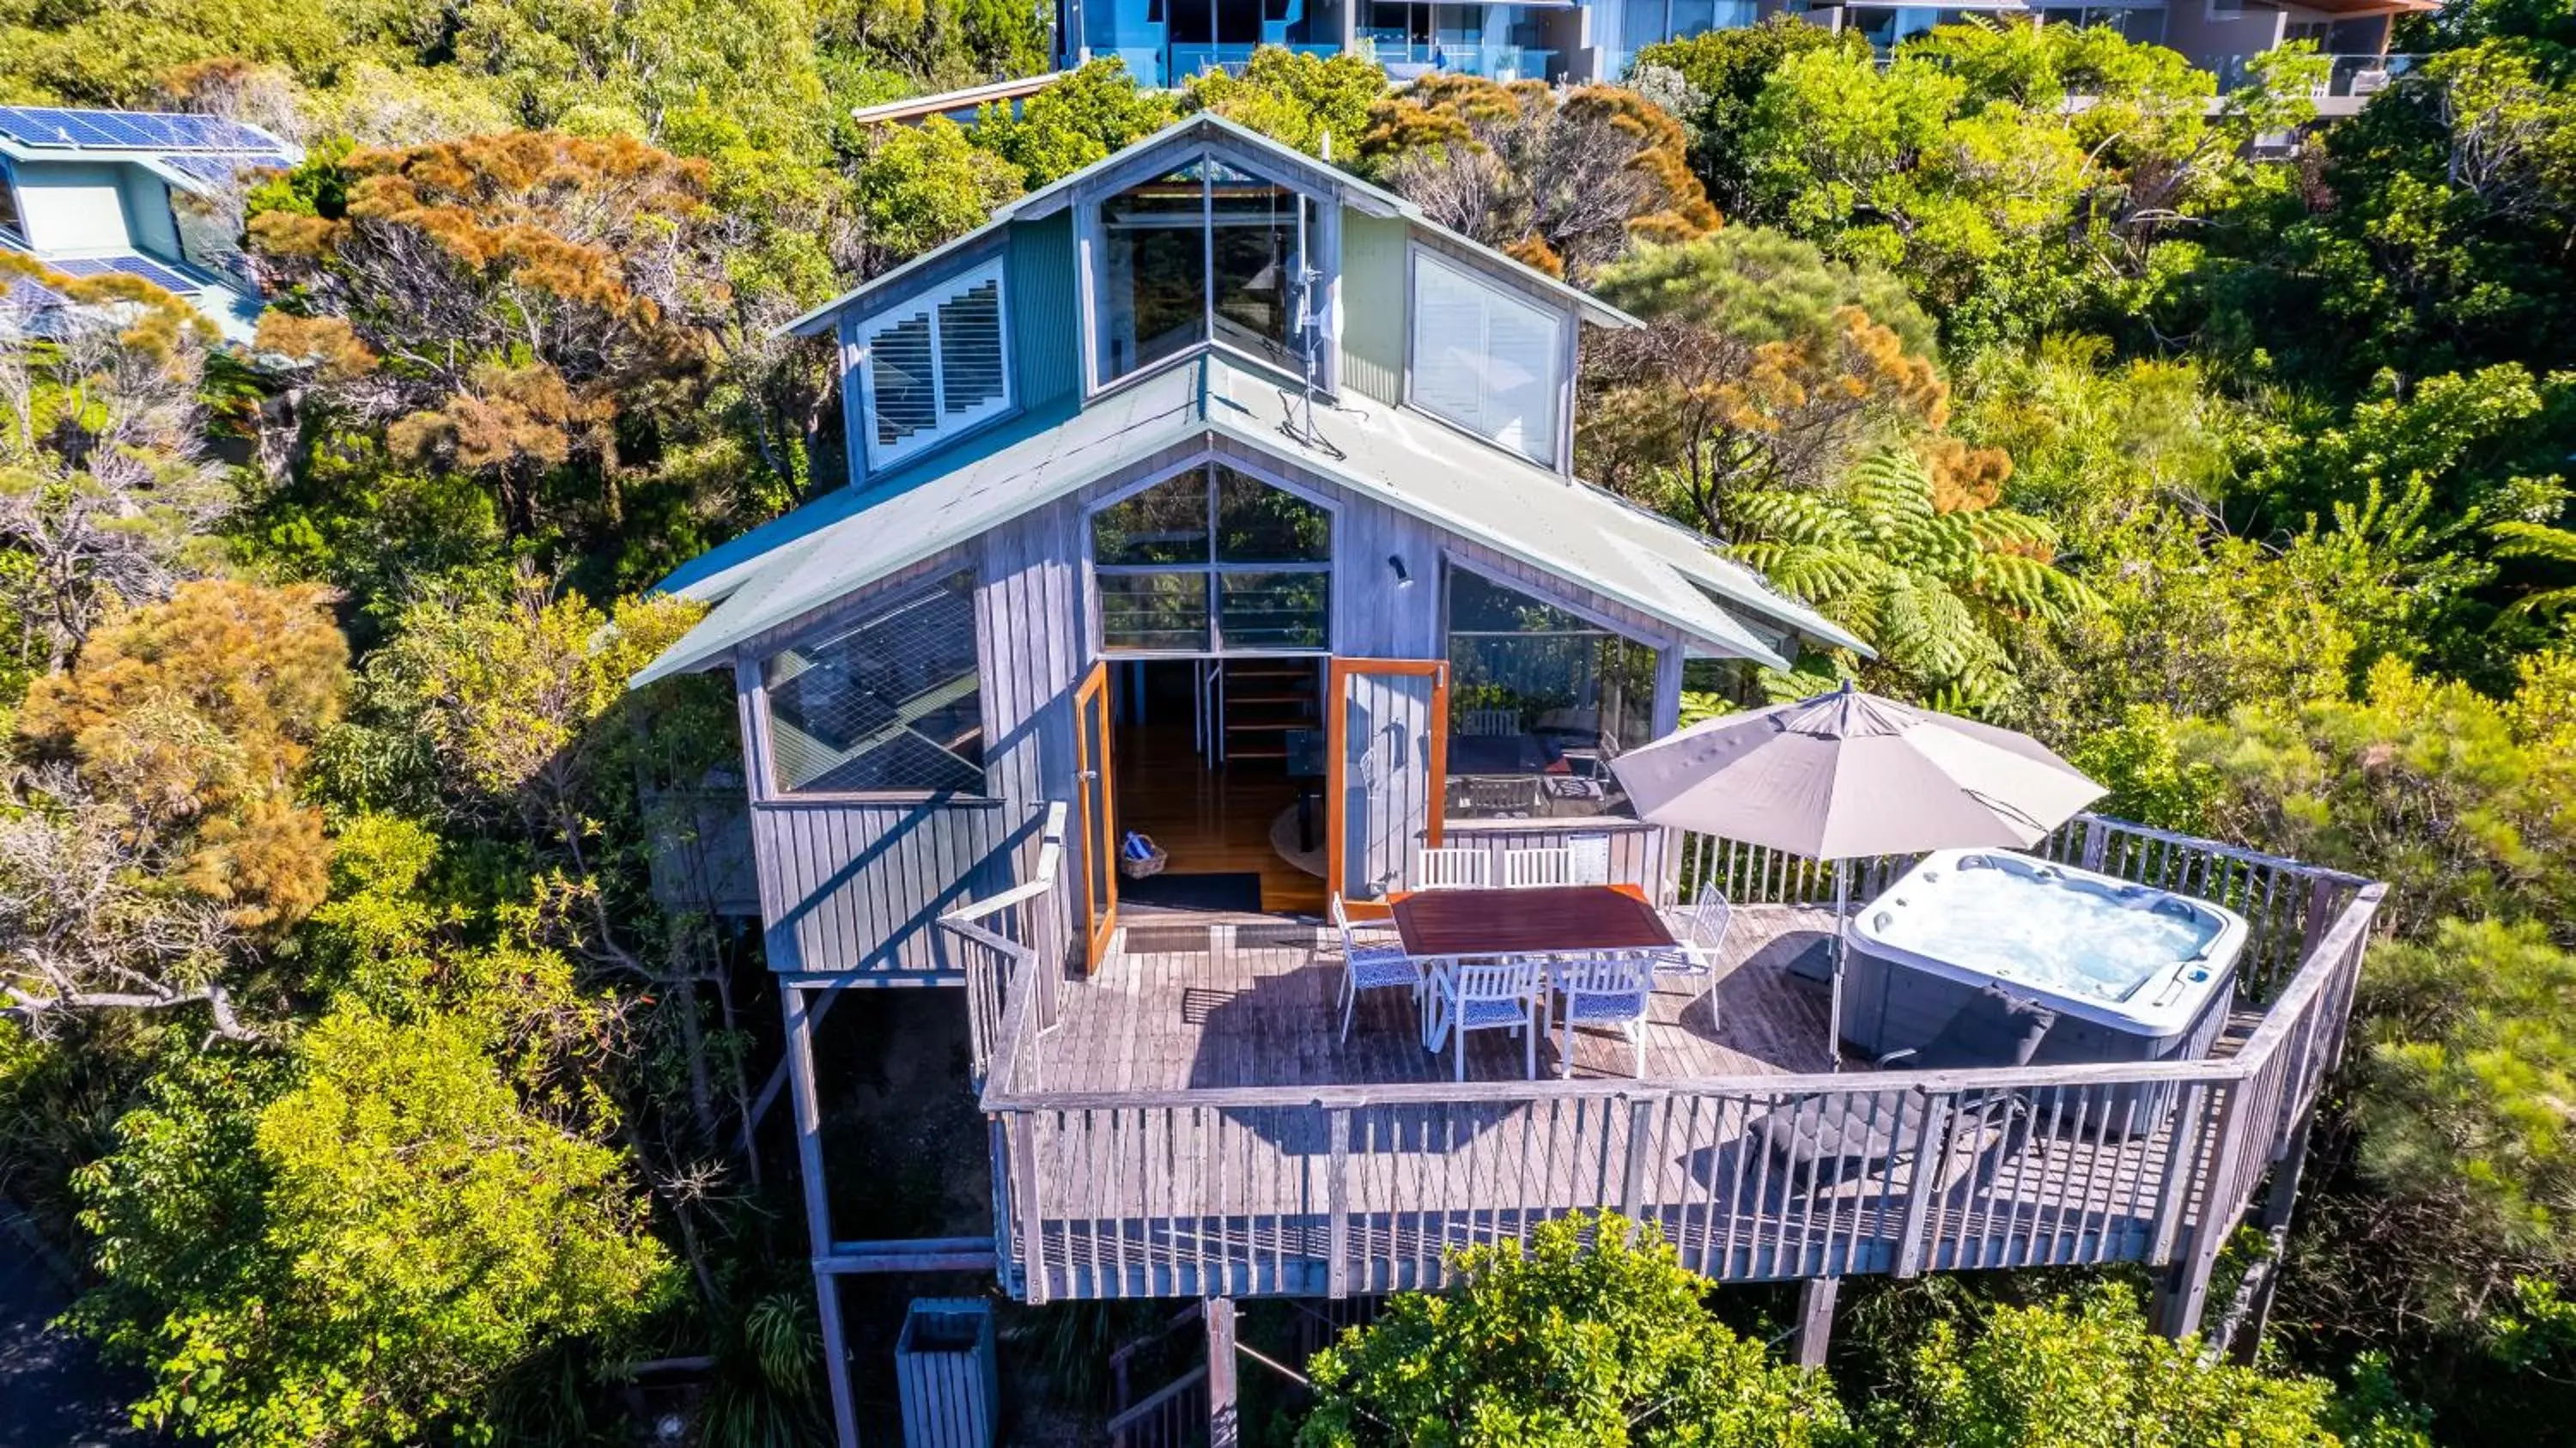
[1325,659,1449,903]
[1073,660,1118,973]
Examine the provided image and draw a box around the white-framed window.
[857,259,1012,472]
[1407,249,1566,467]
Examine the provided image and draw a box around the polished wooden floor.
[1114,722,1328,917]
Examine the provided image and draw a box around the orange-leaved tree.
[2,579,349,1039]
[1361,76,1717,284]
[249,132,729,538]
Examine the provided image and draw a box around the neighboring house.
[1052,0,2432,106]
[0,106,296,343]
[637,115,2385,1447]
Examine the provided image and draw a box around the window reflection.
[1100,161,1211,381]
[1092,463,1333,651]
[1096,152,1315,385]
[1444,569,1658,821]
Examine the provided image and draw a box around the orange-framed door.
[1325,658,1449,904]
[1073,660,1119,973]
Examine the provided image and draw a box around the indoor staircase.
[1215,657,1320,765]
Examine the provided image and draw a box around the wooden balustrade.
[970,810,2385,1313]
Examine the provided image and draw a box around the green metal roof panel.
[1193,357,1863,666]
[631,359,1212,685]
[633,354,1863,687]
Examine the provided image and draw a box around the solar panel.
[50,254,199,293]
[155,151,291,186]
[0,269,68,308]
[0,106,277,152]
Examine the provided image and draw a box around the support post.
[1206,1296,1240,1448]
[1794,1277,1840,1370]
[785,984,861,1448]
[2228,1116,2317,1365]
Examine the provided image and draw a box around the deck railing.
[940,801,1067,1086]
[975,812,2383,1311]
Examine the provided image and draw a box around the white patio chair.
[1414,847,1491,891]
[1551,952,1656,1079]
[1654,889,1732,1027]
[1460,708,1520,737]
[1330,891,1422,1043]
[1500,847,1574,889]
[1447,958,1546,1080]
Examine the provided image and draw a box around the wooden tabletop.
[1389,885,1675,958]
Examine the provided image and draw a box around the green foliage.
[1631,15,1862,218]
[1731,22,2305,351]
[1299,1213,1860,1447]
[1877,1284,2424,1446]
[852,114,1025,264]
[1182,47,1388,157]
[70,1009,677,1446]
[1728,449,2093,712]
[970,58,1182,190]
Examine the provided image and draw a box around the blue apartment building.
[1054,0,2431,112]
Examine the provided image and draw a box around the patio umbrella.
[1607,680,2105,1066]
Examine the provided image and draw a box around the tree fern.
[1718,445,2081,709]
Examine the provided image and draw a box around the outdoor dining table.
[1388,885,1678,1053]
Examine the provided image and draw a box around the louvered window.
[858,260,1012,472]
[1408,250,1566,466]
[763,572,985,795]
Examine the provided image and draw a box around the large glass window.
[1445,569,1659,821]
[0,161,22,245]
[1092,463,1331,652]
[1409,249,1565,466]
[763,572,985,795]
[1097,155,1317,384]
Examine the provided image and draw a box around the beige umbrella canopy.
[1609,681,2106,1063]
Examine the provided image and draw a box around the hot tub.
[1843,849,2248,1135]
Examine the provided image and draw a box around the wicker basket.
[1118,836,1169,879]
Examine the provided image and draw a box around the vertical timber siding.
[1338,211,1406,407]
[753,802,1017,973]
[1008,213,1082,409]
[738,438,1703,973]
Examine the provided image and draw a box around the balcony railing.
[960,810,2382,1317]
[2212,51,2421,97]
[1359,33,1558,81]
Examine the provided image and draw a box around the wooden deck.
[1052,906,2265,1092]
[957,815,2385,1314]
[1060,906,1843,1091]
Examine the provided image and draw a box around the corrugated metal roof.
[1191,358,1864,663]
[633,360,1211,684]
[632,353,1864,686]
[780,111,1641,339]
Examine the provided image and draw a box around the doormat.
[1121,870,1263,912]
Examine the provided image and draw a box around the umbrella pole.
[1827,861,1849,1073]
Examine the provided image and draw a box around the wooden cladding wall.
[752,802,1020,973]
[735,434,1703,976]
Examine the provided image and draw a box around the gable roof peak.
[780,103,1639,339]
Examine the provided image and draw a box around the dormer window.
[1409,249,1567,467]
[1097,156,1319,385]
[858,259,1011,472]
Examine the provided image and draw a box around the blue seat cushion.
[1460,997,1528,1028]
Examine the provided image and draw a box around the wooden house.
[636,114,2385,1446]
